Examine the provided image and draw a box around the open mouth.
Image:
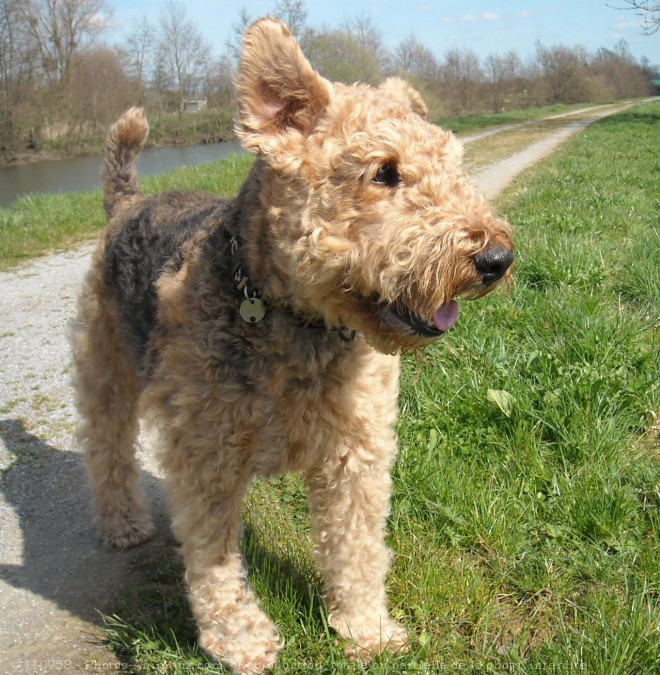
[384,299,459,338]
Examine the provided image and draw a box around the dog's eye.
[372,164,400,187]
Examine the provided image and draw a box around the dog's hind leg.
[72,270,154,549]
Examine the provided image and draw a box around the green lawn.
[436,100,615,135]
[4,102,659,673]
[0,153,255,270]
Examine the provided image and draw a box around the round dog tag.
[240,297,266,323]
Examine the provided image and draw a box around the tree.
[272,0,307,38]
[69,46,132,135]
[303,28,383,85]
[617,1,660,34]
[203,54,235,109]
[484,49,522,111]
[157,0,212,113]
[124,15,155,100]
[440,48,484,115]
[395,35,439,81]
[591,40,653,98]
[22,0,111,88]
[342,14,391,72]
[225,7,251,65]
[535,43,591,104]
[0,0,37,148]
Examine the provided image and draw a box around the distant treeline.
[1,0,657,161]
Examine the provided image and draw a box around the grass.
[2,102,659,673]
[461,103,634,173]
[0,100,626,270]
[461,117,573,172]
[146,108,236,146]
[436,101,615,135]
[1,108,237,167]
[0,191,103,270]
[0,154,254,270]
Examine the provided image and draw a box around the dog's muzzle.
[473,244,514,286]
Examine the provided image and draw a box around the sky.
[108,1,660,69]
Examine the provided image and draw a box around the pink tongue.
[432,300,459,331]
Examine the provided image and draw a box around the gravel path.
[460,102,621,144]
[0,246,171,672]
[0,106,626,673]
[469,104,634,200]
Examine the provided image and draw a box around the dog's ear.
[236,17,332,158]
[378,78,428,119]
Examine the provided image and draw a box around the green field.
[0,154,255,270]
[3,103,659,673]
[435,101,615,134]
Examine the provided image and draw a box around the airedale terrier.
[72,17,513,674]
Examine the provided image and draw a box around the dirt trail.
[472,111,611,200]
[460,101,621,144]
[0,103,628,673]
[0,247,172,673]
[464,102,636,200]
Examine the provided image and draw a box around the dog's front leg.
[304,436,408,662]
[168,478,282,674]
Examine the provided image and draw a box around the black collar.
[228,234,356,342]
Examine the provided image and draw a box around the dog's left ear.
[236,17,332,161]
[378,78,428,119]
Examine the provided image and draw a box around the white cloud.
[613,14,640,30]
[520,11,533,19]
[461,12,500,22]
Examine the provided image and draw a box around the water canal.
[0,141,245,207]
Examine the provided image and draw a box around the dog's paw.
[99,513,155,550]
[199,605,282,674]
[331,614,409,662]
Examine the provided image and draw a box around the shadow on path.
[0,419,173,666]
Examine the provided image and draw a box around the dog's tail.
[102,107,149,218]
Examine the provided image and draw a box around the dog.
[72,17,513,674]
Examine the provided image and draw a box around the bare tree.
[204,54,235,109]
[303,27,382,84]
[124,15,155,99]
[69,46,132,136]
[225,7,251,65]
[484,49,522,111]
[535,43,591,104]
[440,48,484,115]
[22,0,111,88]
[1,0,37,148]
[395,34,439,81]
[616,1,660,34]
[157,0,212,114]
[342,14,391,72]
[272,0,307,37]
[591,40,653,97]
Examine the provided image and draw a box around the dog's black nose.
[474,245,514,286]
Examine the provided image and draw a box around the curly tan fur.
[71,17,513,674]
